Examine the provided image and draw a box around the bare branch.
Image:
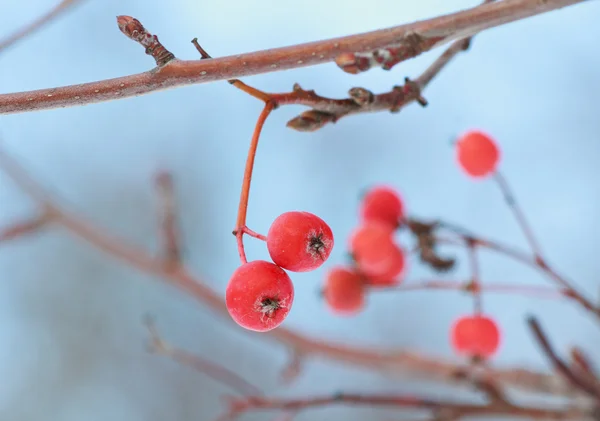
[154,171,182,269]
[0,0,84,53]
[144,316,263,396]
[0,210,53,243]
[0,0,588,115]
[224,391,588,420]
[527,316,600,400]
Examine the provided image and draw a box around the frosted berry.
[360,185,405,229]
[450,315,501,358]
[226,260,294,332]
[323,266,365,315]
[349,222,397,277]
[365,244,406,287]
[267,211,334,272]
[456,130,500,178]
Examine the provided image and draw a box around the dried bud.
[335,53,372,75]
[348,87,374,106]
[287,110,336,132]
[116,15,175,66]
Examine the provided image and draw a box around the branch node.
[348,87,374,106]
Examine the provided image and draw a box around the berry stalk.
[234,101,275,263]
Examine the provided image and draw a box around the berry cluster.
[321,129,502,360]
[226,211,334,332]
[322,185,407,315]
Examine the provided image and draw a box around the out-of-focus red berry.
[360,186,405,229]
[323,266,365,315]
[456,130,500,178]
[450,314,501,358]
[365,245,406,287]
[348,222,397,277]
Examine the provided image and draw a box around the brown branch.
[223,391,588,420]
[0,147,579,399]
[0,0,588,115]
[0,0,84,53]
[527,316,600,400]
[154,171,182,269]
[0,210,53,243]
[376,278,568,300]
[144,316,263,397]
[435,217,600,319]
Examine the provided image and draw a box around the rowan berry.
[364,244,406,287]
[267,211,334,272]
[348,222,397,277]
[455,130,500,178]
[450,314,501,358]
[323,266,365,315]
[226,260,294,332]
[360,185,405,229]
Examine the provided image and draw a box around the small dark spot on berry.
[308,233,327,260]
[260,297,280,318]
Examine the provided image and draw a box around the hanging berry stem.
[234,101,275,263]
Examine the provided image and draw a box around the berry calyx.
[450,314,501,358]
[348,222,397,277]
[323,266,365,315]
[455,130,500,178]
[267,211,334,272]
[360,185,405,229]
[364,244,406,287]
[226,260,294,332]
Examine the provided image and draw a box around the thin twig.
[436,219,600,319]
[144,317,262,396]
[493,172,543,258]
[527,316,600,400]
[0,0,588,114]
[154,171,182,268]
[0,211,53,242]
[376,279,568,300]
[0,0,84,53]
[234,102,275,263]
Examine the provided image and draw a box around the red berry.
[267,211,334,272]
[450,315,501,358]
[323,266,365,315]
[360,186,405,229]
[456,130,500,178]
[226,260,294,332]
[349,222,397,277]
[365,244,406,287]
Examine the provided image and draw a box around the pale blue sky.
[0,0,599,420]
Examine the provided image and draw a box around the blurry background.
[0,0,599,419]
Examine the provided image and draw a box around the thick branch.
[0,0,588,115]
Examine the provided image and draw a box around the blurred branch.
[0,0,588,114]
[0,146,577,399]
[527,316,600,400]
[221,391,589,420]
[144,316,263,396]
[154,171,182,269]
[431,216,600,319]
[0,0,84,53]
[0,209,53,243]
